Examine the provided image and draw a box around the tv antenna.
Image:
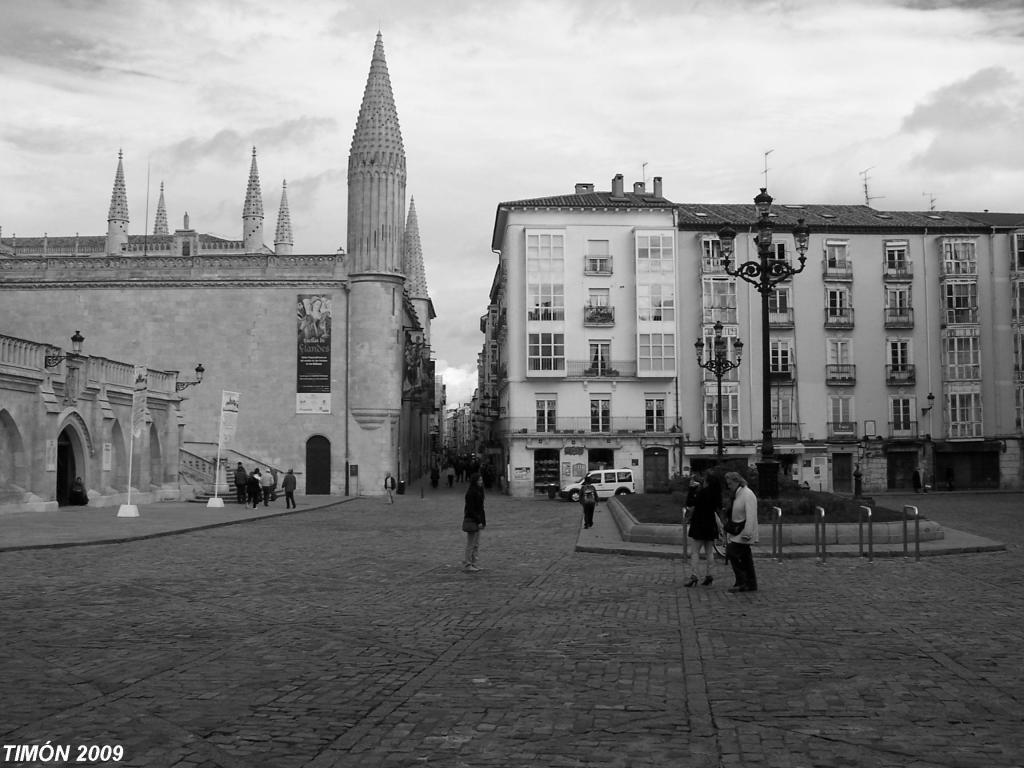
[762,149,774,188]
[860,167,885,207]
[922,192,937,211]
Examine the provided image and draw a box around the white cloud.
[437,362,478,409]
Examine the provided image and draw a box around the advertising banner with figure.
[218,390,240,447]
[296,294,332,414]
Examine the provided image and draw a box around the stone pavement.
[0,485,1021,767]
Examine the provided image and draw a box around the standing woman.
[462,473,487,572]
[684,473,724,587]
[723,471,759,593]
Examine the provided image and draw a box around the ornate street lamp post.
[695,320,743,459]
[717,189,810,497]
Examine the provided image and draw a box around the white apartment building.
[480,174,1024,497]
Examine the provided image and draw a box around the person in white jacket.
[723,471,759,593]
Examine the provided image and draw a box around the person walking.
[247,469,262,509]
[282,468,297,509]
[233,462,247,505]
[579,476,598,529]
[462,473,486,572]
[445,464,455,488]
[684,473,724,587]
[260,468,275,506]
[384,472,397,503]
[723,471,758,593]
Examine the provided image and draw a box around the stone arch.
[0,409,27,493]
[55,411,91,506]
[109,419,129,491]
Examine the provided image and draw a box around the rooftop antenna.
[642,161,648,185]
[763,149,774,188]
[922,192,937,211]
[860,167,884,207]
[144,157,151,257]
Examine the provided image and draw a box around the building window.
[638,283,675,321]
[590,397,611,432]
[888,338,910,367]
[536,397,556,432]
[884,240,909,274]
[702,237,725,272]
[828,338,851,366]
[704,382,739,441]
[638,332,676,373]
[771,389,796,438]
[825,240,849,269]
[890,397,914,433]
[527,333,565,372]
[636,233,674,273]
[1014,233,1024,272]
[588,341,611,374]
[948,389,983,438]
[943,334,980,380]
[527,232,564,272]
[585,240,612,274]
[941,238,977,275]
[768,286,792,321]
[1012,281,1024,323]
[944,281,977,324]
[702,277,737,324]
[527,283,564,321]
[828,395,855,435]
[770,339,793,374]
[645,397,666,432]
[827,287,851,316]
[588,288,610,307]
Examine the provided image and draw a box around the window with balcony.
[587,341,611,375]
[768,286,793,326]
[886,339,915,385]
[826,288,854,327]
[636,232,674,274]
[645,397,666,432]
[943,333,981,380]
[771,390,798,439]
[590,397,611,432]
[948,389,983,438]
[527,332,564,372]
[703,382,739,441]
[639,332,675,374]
[770,339,794,381]
[527,231,564,323]
[828,395,856,438]
[1015,233,1024,273]
[584,289,614,325]
[638,283,675,322]
[941,238,977,275]
[943,281,978,325]
[702,237,725,272]
[1012,280,1024,323]
[889,397,916,437]
[536,397,556,432]
[584,239,612,274]
[824,240,852,278]
[827,339,854,384]
[884,240,911,278]
[702,277,737,324]
[884,285,913,327]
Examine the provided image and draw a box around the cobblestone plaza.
[1,489,1021,767]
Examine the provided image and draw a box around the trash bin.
[546,484,558,500]
[397,480,406,495]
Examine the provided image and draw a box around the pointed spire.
[274,179,294,255]
[106,149,129,255]
[242,146,264,252]
[403,196,428,299]
[347,32,407,275]
[153,181,169,236]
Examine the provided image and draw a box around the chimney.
[575,182,595,194]
[653,177,663,198]
[633,181,646,194]
[611,174,624,198]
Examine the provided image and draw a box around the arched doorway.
[149,423,163,488]
[305,435,331,494]
[0,410,26,496]
[56,427,85,506]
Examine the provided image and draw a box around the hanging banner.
[296,294,332,414]
[219,390,240,446]
[131,366,148,437]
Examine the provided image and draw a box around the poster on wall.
[296,294,332,414]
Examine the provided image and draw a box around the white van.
[560,468,636,501]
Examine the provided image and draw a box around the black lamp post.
[44,330,85,368]
[175,363,205,392]
[695,320,743,459]
[717,189,811,498]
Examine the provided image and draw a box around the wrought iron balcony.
[942,307,978,326]
[824,307,855,328]
[769,308,794,328]
[884,307,914,328]
[825,363,856,385]
[768,367,795,384]
[822,260,853,280]
[565,360,638,378]
[771,422,801,440]
[583,256,613,276]
[498,416,673,436]
[888,421,919,438]
[883,263,913,280]
[583,305,615,326]
[885,364,916,385]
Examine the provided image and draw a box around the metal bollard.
[914,507,921,562]
[772,506,783,562]
[860,506,873,562]
[858,505,864,556]
[815,506,826,563]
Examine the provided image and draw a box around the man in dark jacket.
[233,462,247,504]
[282,469,297,509]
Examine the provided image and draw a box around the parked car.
[560,468,636,501]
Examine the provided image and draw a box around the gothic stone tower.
[347,32,407,492]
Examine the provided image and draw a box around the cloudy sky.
[2,0,1023,406]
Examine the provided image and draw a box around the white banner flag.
[131,366,148,438]
[219,390,240,446]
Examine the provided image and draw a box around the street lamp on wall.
[717,189,811,498]
[695,320,743,459]
[44,330,85,368]
[175,363,206,392]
